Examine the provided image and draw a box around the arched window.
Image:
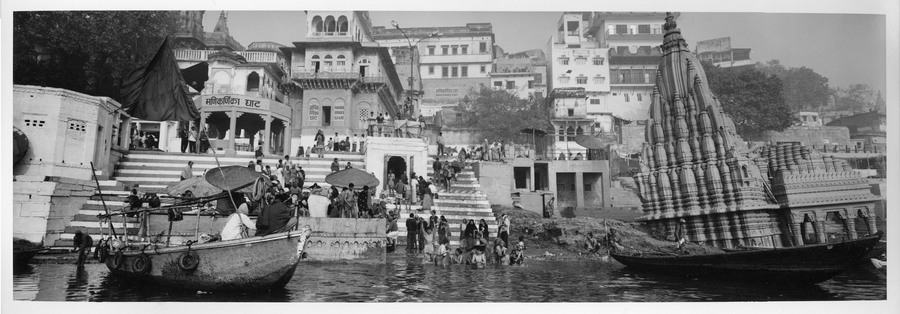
[323,55,333,71]
[337,16,349,33]
[325,16,336,33]
[558,127,565,141]
[311,55,321,73]
[566,126,575,141]
[311,16,323,33]
[247,72,260,91]
[336,55,346,68]
[576,126,584,135]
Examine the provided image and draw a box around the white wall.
[549,44,610,93]
[364,137,429,197]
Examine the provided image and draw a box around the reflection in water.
[12,255,887,302]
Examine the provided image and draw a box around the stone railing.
[174,49,280,64]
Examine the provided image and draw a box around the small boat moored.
[611,233,882,285]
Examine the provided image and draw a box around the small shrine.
[633,13,880,249]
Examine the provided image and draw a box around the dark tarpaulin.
[121,37,200,121]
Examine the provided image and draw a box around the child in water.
[471,241,487,268]
[509,236,526,265]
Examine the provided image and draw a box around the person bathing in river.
[72,230,93,266]
[492,238,507,265]
[421,225,435,262]
[471,241,487,268]
[510,236,526,265]
[435,238,450,266]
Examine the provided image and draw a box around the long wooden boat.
[105,228,312,291]
[611,233,881,285]
[13,247,44,265]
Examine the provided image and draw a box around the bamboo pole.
[89,162,118,238]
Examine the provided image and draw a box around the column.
[159,121,170,152]
[282,120,291,158]
[814,220,827,244]
[844,217,858,240]
[866,215,878,235]
[790,222,804,246]
[575,172,585,209]
[122,119,133,150]
[263,114,272,155]
[227,111,241,155]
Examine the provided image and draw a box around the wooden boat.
[611,233,882,285]
[13,247,44,265]
[105,228,311,291]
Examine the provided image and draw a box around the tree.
[702,61,796,137]
[756,60,830,111]
[14,11,181,101]
[832,84,877,113]
[454,86,552,141]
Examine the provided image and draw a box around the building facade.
[491,49,548,99]
[695,37,754,69]
[373,23,495,117]
[284,11,405,155]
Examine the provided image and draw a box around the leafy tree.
[755,60,830,110]
[453,86,552,141]
[832,84,877,113]
[702,61,796,137]
[14,11,180,101]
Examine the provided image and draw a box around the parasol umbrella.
[13,127,29,165]
[165,176,222,198]
[204,165,271,193]
[324,168,380,189]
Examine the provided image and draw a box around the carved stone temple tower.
[633,13,783,249]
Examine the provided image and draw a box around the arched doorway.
[386,156,407,192]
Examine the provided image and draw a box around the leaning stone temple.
[633,14,880,249]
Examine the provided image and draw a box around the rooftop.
[371,23,494,40]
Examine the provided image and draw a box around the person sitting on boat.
[255,193,298,236]
[221,202,255,241]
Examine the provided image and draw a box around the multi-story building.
[373,23,495,117]
[490,49,548,99]
[283,11,405,155]
[695,37,754,69]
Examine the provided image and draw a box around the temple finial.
[664,12,677,31]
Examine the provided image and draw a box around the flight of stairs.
[609,177,642,209]
[53,151,365,247]
[391,160,499,249]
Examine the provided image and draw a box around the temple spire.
[214,11,230,34]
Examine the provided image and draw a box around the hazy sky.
[203,11,886,94]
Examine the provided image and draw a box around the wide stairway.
[390,160,499,249]
[54,151,365,247]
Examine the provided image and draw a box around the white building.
[490,49,548,99]
[373,23,495,117]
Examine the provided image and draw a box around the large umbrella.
[204,165,271,193]
[575,134,606,149]
[13,127,29,165]
[165,176,222,198]
[324,168,380,189]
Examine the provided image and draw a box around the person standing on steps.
[188,126,198,154]
[437,132,444,156]
[178,126,188,153]
[315,130,326,158]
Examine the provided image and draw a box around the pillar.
[123,120,133,150]
[282,120,291,157]
[814,220,827,244]
[263,114,272,155]
[159,121,170,152]
[844,217,858,240]
[575,172,585,209]
[789,222,803,246]
[227,111,242,155]
[866,215,878,235]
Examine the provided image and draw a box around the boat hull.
[611,234,881,285]
[13,248,43,265]
[105,229,311,291]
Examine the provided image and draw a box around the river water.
[13,253,886,302]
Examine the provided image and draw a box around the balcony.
[310,32,350,37]
[174,49,280,64]
[606,33,663,41]
[419,53,493,64]
[290,70,387,91]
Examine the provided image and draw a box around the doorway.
[386,156,408,190]
[359,65,368,77]
[323,106,332,126]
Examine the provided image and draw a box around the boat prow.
[611,233,882,285]
[105,227,313,291]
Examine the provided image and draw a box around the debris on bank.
[496,206,723,261]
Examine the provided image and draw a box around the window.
[590,99,600,105]
[480,42,487,53]
[442,66,449,77]
[624,93,630,102]
[559,57,569,65]
[528,81,534,88]
[616,46,628,55]
[568,109,574,117]
[442,46,449,55]
[534,73,542,84]
[24,118,46,127]
[428,46,435,55]
[480,65,486,73]
[69,119,86,132]
[637,93,643,101]
[336,55,346,67]
[558,76,570,84]
[494,81,503,87]
[247,72,260,91]
[558,127,565,141]
[506,81,515,89]
[461,66,468,77]
[575,56,587,65]
[428,66,435,75]
[644,73,651,84]
[652,24,662,34]
[593,75,605,84]
[451,66,458,77]
[567,21,580,35]
[615,24,628,34]
[638,24,651,34]
[461,45,468,54]
[566,126,575,141]
[576,76,587,84]
[451,46,458,55]
[323,55,333,69]
[593,57,604,65]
